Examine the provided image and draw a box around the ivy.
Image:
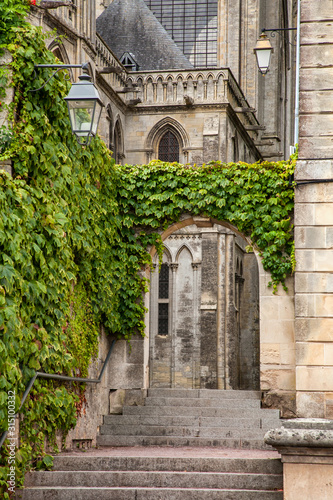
[116,159,295,292]
[0,2,295,497]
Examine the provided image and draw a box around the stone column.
[295,0,333,418]
[265,420,333,500]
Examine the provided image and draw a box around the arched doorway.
[149,219,260,390]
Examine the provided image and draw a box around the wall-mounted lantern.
[253,32,273,75]
[33,63,104,146]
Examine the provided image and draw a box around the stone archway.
[149,216,260,390]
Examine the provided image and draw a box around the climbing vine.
[116,158,295,291]
[0,2,295,497]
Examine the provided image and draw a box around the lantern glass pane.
[92,101,103,135]
[67,100,96,136]
[256,49,272,74]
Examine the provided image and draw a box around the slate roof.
[96,0,193,71]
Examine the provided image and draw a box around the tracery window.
[158,130,180,163]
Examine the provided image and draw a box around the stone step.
[123,405,280,419]
[99,424,273,439]
[25,470,283,490]
[103,414,280,428]
[145,397,261,409]
[18,486,283,499]
[96,434,273,450]
[147,389,261,399]
[51,456,283,474]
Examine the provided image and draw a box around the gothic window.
[158,263,170,335]
[158,130,180,163]
[114,120,123,164]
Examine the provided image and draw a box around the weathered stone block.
[324,344,333,365]
[295,294,315,317]
[295,273,333,294]
[294,227,326,249]
[299,114,333,138]
[300,44,333,69]
[301,22,333,45]
[124,388,147,406]
[300,90,333,113]
[296,160,333,181]
[296,391,325,418]
[295,318,333,342]
[315,204,333,226]
[262,390,296,418]
[296,367,333,391]
[261,319,294,344]
[109,389,126,414]
[280,343,296,366]
[299,136,333,160]
[296,342,325,366]
[294,203,315,225]
[301,0,333,22]
[126,336,145,364]
[261,368,296,391]
[295,249,315,272]
[300,67,333,92]
[260,344,280,365]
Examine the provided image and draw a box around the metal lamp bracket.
[30,63,90,92]
[261,27,297,46]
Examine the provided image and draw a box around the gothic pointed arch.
[114,117,124,164]
[106,104,114,152]
[145,117,190,164]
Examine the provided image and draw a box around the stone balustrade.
[125,68,259,128]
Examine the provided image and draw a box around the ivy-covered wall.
[0,3,295,496]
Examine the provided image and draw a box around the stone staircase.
[19,389,283,499]
[98,388,281,450]
[20,452,283,499]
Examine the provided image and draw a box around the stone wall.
[295,0,333,418]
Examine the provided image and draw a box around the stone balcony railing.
[124,68,259,127]
[96,34,127,90]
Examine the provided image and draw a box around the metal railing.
[0,340,116,449]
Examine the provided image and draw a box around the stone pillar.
[295,0,333,418]
[265,420,333,500]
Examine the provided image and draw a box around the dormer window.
[120,52,139,71]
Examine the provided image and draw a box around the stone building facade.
[13,0,296,445]
[5,0,332,466]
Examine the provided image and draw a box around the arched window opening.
[158,130,180,163]
[158,263,170,335]
[106,105,113,152]
[114,120,123,164]
[52,47,64,62]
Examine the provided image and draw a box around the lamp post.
[33,63,104,146]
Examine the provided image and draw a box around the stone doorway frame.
[143,215,296,415]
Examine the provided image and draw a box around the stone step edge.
[96,436,272,449]
[147,390,261,398]
[20,487,283,492]
[51,456,283,474]
[28,470,282,477]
